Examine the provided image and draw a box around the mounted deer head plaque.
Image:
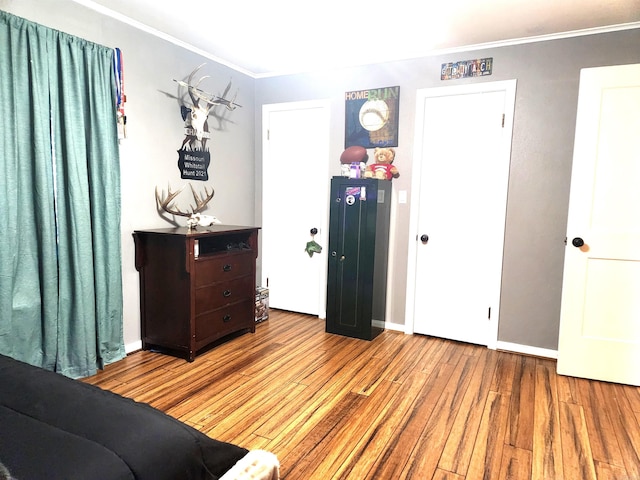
[174,64,241,182]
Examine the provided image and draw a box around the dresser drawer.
[135,226,259,361]
[195,300,253,346]
[195,251,254,287]
[195,274,254,313]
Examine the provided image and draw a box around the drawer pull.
[223,290,232,298]
[223,264,232,272]
[223,314,232,322]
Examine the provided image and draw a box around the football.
[340,145,368,164]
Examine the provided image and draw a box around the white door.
[407,81,516,346]
[262,101,330,316]
[557,64,640,386]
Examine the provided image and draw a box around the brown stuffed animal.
[364,147,399,180]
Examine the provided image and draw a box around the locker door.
[326,178,383,340]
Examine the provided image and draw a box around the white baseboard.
[496,341,558,359]
[383,321,406,333]
[125,340,142,354]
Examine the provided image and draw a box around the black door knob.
[420,234,429,244]
[310,228,318,235]
[572,237,584,248]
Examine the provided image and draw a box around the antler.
[175,65,241,112]
[187,183,215,213]
[156,184,189,217]
[155,183,215,217]
[186,63,207,108]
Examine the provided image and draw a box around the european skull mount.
[175,63,241,151]
[155,183,221,230]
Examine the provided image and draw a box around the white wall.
[0,0,257,351]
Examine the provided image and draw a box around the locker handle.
[420,234,429,244]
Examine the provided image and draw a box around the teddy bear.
[364,147,399,180]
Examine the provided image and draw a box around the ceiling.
[74,0,640,77]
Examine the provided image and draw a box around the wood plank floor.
[84,310,640,479]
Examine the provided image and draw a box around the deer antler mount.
[155,183,220,229]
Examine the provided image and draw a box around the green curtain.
[0,11,125,378]
[0,12,59,370]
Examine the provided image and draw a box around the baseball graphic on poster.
[358,99,389,132]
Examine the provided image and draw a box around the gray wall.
[255,29,640,351]
[3,0,639,352]
[0,0,256,350]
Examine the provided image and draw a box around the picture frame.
[345,86,400,148]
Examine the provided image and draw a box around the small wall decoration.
[345,86,399,148]
[177,150,210,181]
[113,47,127,139]
[441,58,493,80]
[174,64,241,181]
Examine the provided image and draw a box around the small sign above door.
[441,58,493,80]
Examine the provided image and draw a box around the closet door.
[557,63,640,385]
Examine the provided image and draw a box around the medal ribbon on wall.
[113,48,126,139]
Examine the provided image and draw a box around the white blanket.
[219,450,280,480]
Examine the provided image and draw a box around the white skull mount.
[187,213,222,229]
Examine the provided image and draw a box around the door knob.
[310,228,318,235]
[572,237,584,248]
[420,234,429,244]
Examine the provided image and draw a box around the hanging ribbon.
[113,48,126,138]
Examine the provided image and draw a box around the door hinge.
[488,307,491,319]
[501,114,505,128]
[267,129,270,140]
[266,277,269,288]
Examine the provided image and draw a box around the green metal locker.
[326,177,391,340]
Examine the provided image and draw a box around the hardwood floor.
[84,310,640,479]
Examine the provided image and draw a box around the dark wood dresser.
[133,226,260,361]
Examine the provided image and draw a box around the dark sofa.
[0,353,270,480]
